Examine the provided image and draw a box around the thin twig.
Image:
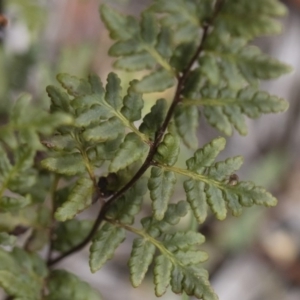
[47,0,224,267]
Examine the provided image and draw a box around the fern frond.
[101,4,190,93]
[216,0,287,40]
[183,85,289,135]
[154,137,276,222]
[201,33,292,89]
[125,204,217,299]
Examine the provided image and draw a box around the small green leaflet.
[148,167,177,220]
[139,98,167,140]
[109,133,148,173]
[128,238,156,287]
[55,177,94,222]
[174,105,199,149]
[134,69,175,93]
[41,153,86,176]
[56,73,92,97]
[89,223,126,273]
[154,133,180,166]
[121,80,144,122]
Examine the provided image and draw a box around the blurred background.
[1,0,300,299]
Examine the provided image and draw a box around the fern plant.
[0,0,292,299]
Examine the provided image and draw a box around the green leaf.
[87,134,123,162]
[0,248,47,299]
[134,69,175,93]
[156,27,173,59]
[174,250,208,265]
[53,219,93,252]
[109,133,148,173]
[230,181,277,207]
[106,178,147,224]
[216,0,287,40]
[0,195,31,212]
[206,184,227,220]
[151,0,204,44]
[139,98,167,140]
[57,73,92,97]
[3,94,73,149]
[170,265,217,299]
[105,72,123,111]
[0,232,16,246]
[186,137,226,173]
[41,153,86,176]
[188,85,289,136]
[174,105,199,149]
[47,270,101,300]
[154,255,172,296]
[83,117,124,142]
[47,85,72,113]
[72,94,104,110]
[109,39,143,56]
[198,56,220,86]
[0,145,36,193]
[42,135,77,151]
[203,33,292,86]
[55,177,94,221]
[154,133,180,166]
[121,80,144,122]
[184,180,207,224]
[168,138,277,221]
[75,105,113,127]
[0,206,50,232]
[140,11,159,45]
[148,167,177,220]
[208,156,244,181]
[89,223,126,273]
[89,73,105,95]
[204,106,233,135]
[163,231,206,252]
[114,52,156,71]
[141,201,189,237]
[128,238,156,287]
[100,4,139,41]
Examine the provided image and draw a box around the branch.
[47,0,224,267]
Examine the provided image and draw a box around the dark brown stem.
[47,0,224,267]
